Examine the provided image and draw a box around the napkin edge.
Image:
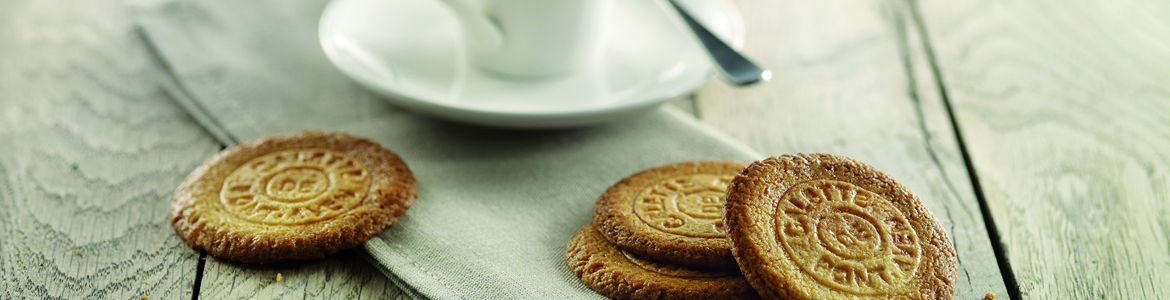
[661,106,765,160]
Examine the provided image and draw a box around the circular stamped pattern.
[220,149,371,225]
[775,179,921,295]
[633,174,734,238]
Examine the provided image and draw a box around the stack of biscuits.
[566,154,958,300]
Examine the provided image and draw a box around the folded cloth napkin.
[136,0,761,298]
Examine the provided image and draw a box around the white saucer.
[319,0,745,129]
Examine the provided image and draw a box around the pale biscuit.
[171,131,417,263]
[723,153,957,300]
[593,161,747,270]
[566,222,761,300]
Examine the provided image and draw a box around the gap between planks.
[903,0,1022,298]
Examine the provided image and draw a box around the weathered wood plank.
[915,0,1170,298]
[0,1,219,298]
[196,250,406,300]
[0,1,406,299]
[695,0,1008,298]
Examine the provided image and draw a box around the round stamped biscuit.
[171,131,417,264]
[723,153,957,300]
[593,161,747,270]
[566,222,761,300]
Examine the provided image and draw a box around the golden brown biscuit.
[566,222,762,300]
[593,161,747,270]
[171,131,417,264]
[723,153,957,300]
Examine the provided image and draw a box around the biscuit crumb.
[143,280,149,284]
[75,250,81,256]
[141,296,148,300]
[985,292,996,300]
[186,289,191,293]
[277,273,283,282]
[259,281,266,286]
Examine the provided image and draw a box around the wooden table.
[2,0,1166,299]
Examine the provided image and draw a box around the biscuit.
[171,131,417,264]
[593,161,747,270]
[566,222,762,300]
[723,153,957,300]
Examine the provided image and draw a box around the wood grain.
[197,250,405,300]
[0,0,405,299]
[915,0,1170,298]
[695,0,1009,298]
[0,1,218,298]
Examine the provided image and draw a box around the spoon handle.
[666,0,770,86]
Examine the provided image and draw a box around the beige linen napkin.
[137,0,761,298]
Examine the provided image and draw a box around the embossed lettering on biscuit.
[221,149,371,225]
[172,131,418,264]
[634,174,734,238]
[775,179,920,295]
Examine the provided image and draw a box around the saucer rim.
[319,0,746,129]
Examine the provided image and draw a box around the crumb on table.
[985,292,996,300]
[75,250,81,256]
[277,273,283,282]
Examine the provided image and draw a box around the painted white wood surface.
[0,0,403,299]
[916,0,1170,298]
[0,1,216,298]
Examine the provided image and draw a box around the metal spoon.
[666,0,770,86]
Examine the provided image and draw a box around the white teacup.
[436,0,615,78]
